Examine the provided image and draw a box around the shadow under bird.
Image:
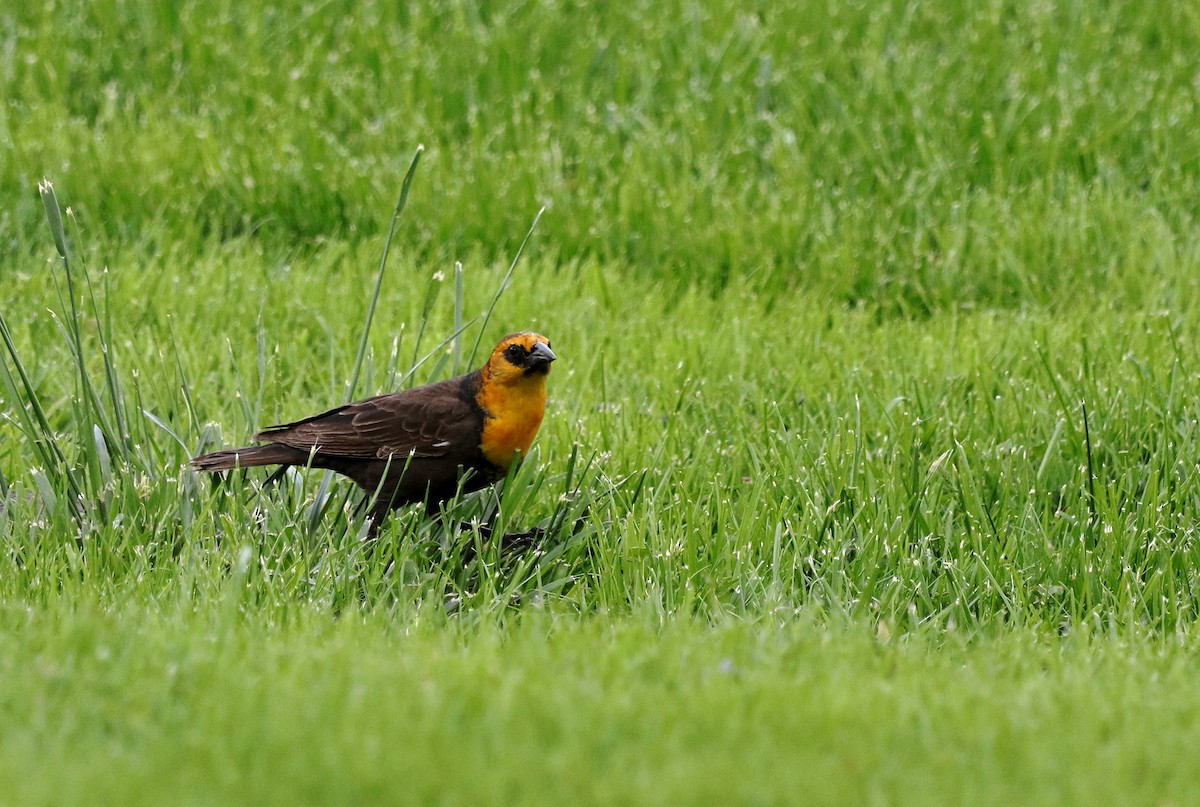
[191,332,556,533]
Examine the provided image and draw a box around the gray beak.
[528,341,557,369]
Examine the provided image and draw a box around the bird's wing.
[255,374,482,460]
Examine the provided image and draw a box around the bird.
[191,332,556,533]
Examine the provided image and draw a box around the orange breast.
[478,381,547,469]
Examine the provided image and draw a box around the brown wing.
[254,373,483,461]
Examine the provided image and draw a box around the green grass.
[5,608,1200,806]
[4,0,1200,803]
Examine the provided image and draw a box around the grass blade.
[345,144,424,403]
[467,206,546,365]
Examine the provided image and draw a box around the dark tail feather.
[190,444,307,472]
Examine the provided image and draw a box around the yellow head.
[482,332,556,386]
[477,332,556,469]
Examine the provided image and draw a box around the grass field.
[4,0,1200,803]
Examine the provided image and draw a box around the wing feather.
[254,374,483,460]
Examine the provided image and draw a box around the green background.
[3,0,1200,803]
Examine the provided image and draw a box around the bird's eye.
[504,344,525,362]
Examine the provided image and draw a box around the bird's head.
[484,332,556,386]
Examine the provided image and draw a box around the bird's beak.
[527,341,557,370]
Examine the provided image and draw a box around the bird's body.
[191,332,555,531]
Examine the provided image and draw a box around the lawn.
[3,0,1200,803]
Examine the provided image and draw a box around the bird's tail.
[190,444,304,472]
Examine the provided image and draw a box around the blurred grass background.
[5,0,1198,309]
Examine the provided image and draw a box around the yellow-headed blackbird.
[191,332,555,531]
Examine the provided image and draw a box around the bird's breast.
[477,382,547,469]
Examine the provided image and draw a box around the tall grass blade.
[345,144,424,403]
[39,182,94,431]
[0,309,84,508]
[467,206,546,365]
[39,180,127,490]
[1081,399,1097,526]
[453,261,465,374]
[81,256,129,453]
